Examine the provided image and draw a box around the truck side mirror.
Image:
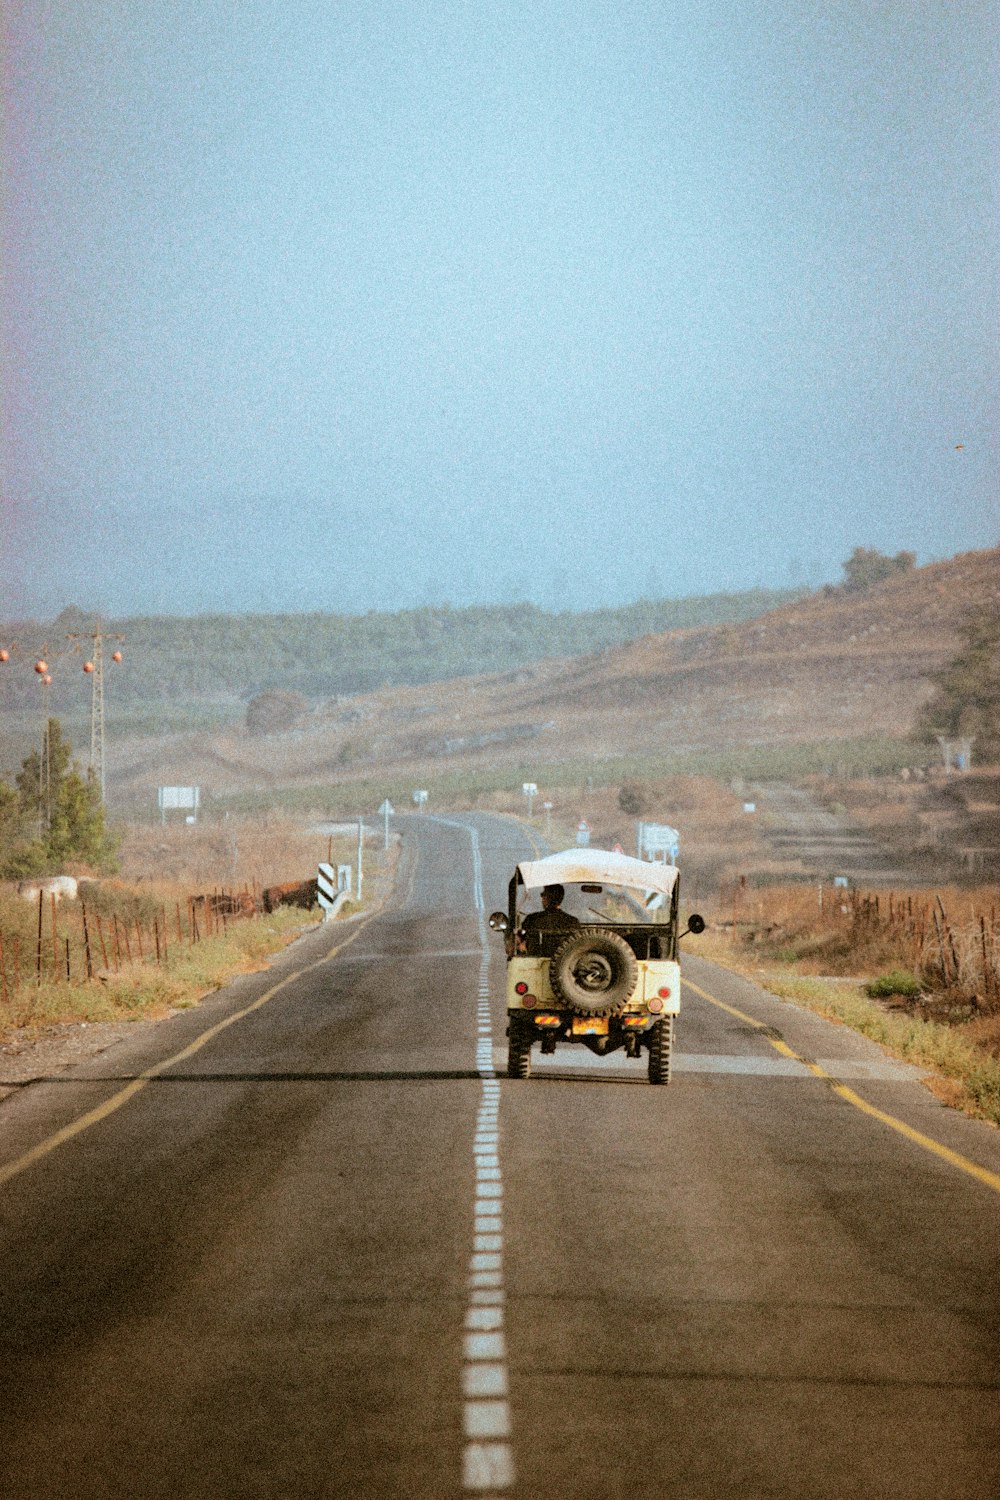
[488,911,510,934]
[680,913,705,938]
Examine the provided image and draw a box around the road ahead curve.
[0,813,997,1499]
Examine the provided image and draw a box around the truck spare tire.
[549,930,639,1014]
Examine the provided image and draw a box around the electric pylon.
[80,627,124,804]
[90,632,106,801]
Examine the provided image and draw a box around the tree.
[917,605,1000,758]
[16,718,72,833]
[245,690,309,736]
[48,767,118,867]
[0,781,31,865]
[1,719,118,876]
[618,784,647,817]
[841,547,916,593]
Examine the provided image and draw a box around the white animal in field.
[17,874,79,903]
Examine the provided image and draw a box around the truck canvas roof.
[515,848,678,899]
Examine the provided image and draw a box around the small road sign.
[638,822,679,863]
[317,862,337,917]
[158,786,199,824]
[379,798,394,849]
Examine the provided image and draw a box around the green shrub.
[865,969,922,999]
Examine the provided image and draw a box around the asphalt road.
[0,813,998,1499]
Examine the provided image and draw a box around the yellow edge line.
[495,810,545,858]
[683,975,1000,1196]
[0,913,375,1190]
[523,823,546,856]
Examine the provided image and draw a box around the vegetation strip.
[0,914,375,1189]
[208,734,927,822]
[683,977,1000,1196]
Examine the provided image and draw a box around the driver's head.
[541,884,565,909]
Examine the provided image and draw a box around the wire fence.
[724,882,1000,1015]
[847,890,1000,1011]
[0,885,266,1002]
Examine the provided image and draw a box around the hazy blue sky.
[3,1,997,618]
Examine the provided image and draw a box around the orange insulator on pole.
[34,660,48,675]
[0,649,8,662]
[83,661,95,674]
[111,650,123,663]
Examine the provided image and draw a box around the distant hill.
[94,546,1000,812]
[0,587,804,720]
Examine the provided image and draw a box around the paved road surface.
[1,814,997,1498]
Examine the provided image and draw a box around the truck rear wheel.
[507,1013,532,1078]
[647,1016,673,1085]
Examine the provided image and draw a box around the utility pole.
[79,625,124,804]
[89,631,106,802]
[40,705,51,837]
[32,656,53,836]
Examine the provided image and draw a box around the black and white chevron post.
[317,862,337,918]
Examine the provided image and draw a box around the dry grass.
[717,882,1000,997]
[700,885,1000,1126]
[0,823,398,1043]
[118,815,341,888]
[0,906,309,1035]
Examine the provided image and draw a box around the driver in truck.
[512,883,581,955]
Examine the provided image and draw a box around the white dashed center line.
[436,818,516,1495]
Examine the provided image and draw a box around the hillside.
[102,546,999,813]
[0,587,803,726]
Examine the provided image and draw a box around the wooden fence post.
[81,903,94,980]
[95,914,110,970]
[50,892,59,982]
